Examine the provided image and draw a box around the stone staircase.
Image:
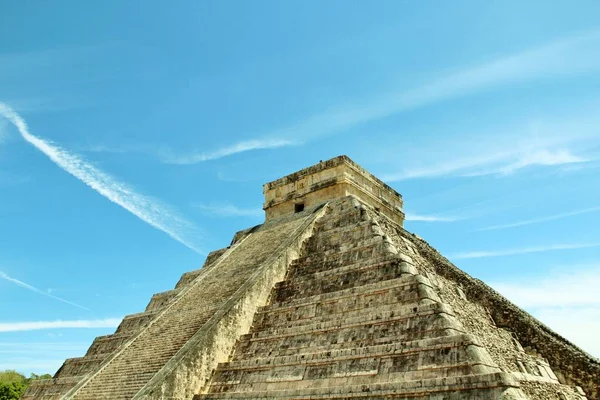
[23,205,324,400]
[195,197,525,399]
[63,210,318,400]
[22,246,229,400]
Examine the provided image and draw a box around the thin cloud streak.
[461,149,588,177]
[69,30,600,165]
[0,318,121,332]
[449,243,600,259]
[383,148,590,181]
[273,29,599,181]
[490,267,600,357]
[479,206,600,231]
[0,271,91,311]
[0,102,205,254]
[491,267,600,308]
[404,213,462,222]
[532,307,600,358]
[161,138,296,164]
[270,29,600,144]
[0,342,88,352]
[193,203,263,218]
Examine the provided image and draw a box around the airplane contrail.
[0,102,204,254]
[0,271,91,311]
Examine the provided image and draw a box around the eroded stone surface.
[195,197,527,399]
[23,156,599,400]
[263,155,405,226]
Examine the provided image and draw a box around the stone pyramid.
[23,156,599,400]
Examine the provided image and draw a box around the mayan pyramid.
[23,156,599,400]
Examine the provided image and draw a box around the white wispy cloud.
[404,213,462,222]
[0,318,121,333]
[160,138,296,164]
[193,203,263,218]
[479,206,600,231]
[263,28,600,181]
[268,29,600,144]
[462,149,588,177]
[0,102,205,254]
[0,342,88,354]
[491,267,600,308]
[490,266,600,357]
[532,307,600,358]
[69,30,600,166]
[0,271,90,311]
[449,242,600,259]
[383,148,591,181]
[78,143,137,154]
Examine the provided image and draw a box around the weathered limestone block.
[145,288,181,311]
[263,156,404,225]
[115,310,160,334]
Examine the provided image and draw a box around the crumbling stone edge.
[398,227,600,400]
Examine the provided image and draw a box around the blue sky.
[1,1,600,374]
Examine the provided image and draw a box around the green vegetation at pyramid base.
[0,371,51,400]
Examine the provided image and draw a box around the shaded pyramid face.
[23,157,599,400]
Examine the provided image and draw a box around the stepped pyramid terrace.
[23,155,600,400]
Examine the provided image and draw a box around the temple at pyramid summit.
[24,155,599,400]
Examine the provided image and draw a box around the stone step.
[300,252,414,281]
[71,372,156,399]
[313,208,370,232]
[20,376,83,399]
[145,288,182,311]
[263,275,431,314]
[175,247,229,289]
[223,333,492,371]
[84,331,134,357]
[195,372,520,399]
[252,297,451,340]
[273,257,420,302]
[114,309,160,334]
[235,311,464,360]
[255,278,442,332]
[281,253,409,285]
[305,216,373,237]
[54,354,106,378]
[299,220,378,250]
[289,237,392,268]
[235,325,464,361]
[314,217,373,235]
[254,298,449,333]
[211,363,498,395]
[175,268,204,289]
[285,252,403,280]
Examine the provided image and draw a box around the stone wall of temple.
[263,155,404,226]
